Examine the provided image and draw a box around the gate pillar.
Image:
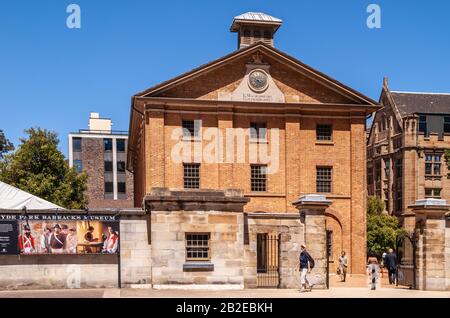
[409,199,450,291]
[293,195,332,289]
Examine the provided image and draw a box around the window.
[182,120,200,138]
[396,191,403,213]
[384,158,390,178]
[104,138,113,152]
[72,138,82,152]
[444,117,450,134]
[367,167,373,185]
[251,165,267,192]
[116,139,126,152]
[73,159,82,173]
[375,161,381,182]
[118,182,126,194]
[183,164,200,189]
[418,116,427,134]
[316,167,332,193]
[104,182,113,194]
[425,188,441,198]
[253,30,261,39]
[250,122,267,140]
[396,159,402,178]
[186,233,210,261]
[104,161,113,172]
[263,30,271,39]
[425,154,441,176]
[117,161,126,173]
[316,124,332,141]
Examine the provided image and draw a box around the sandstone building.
[127,12,379,288]
[367,78,450,229]
[69,113,134,208]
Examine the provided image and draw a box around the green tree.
[445,149,450,176]
[0,130,14,159]
[0,128,87,209]
[367,195,385,215]
[367,196,406,258]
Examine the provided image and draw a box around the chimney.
[88,112,112,133]
[230,12,282,49]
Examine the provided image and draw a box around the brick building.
[127,12,378,288]
[69,113,134,209]
[367,78,450,229]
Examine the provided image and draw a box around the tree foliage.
[367,195,385,215]
[445,149,450,176]
[366,196,406,258]
[0,128,87,209]
[0,130,14,159]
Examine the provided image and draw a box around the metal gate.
[395,232,416,289]
[257,233,280,288]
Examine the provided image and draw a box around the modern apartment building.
[68,113,134,208]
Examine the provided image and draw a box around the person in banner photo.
[50,223,66,254]
[39,227,52,254]
[102,225,119,254]
[66,228,78,254]
[19,224,35,254]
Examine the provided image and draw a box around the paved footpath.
[0,274,448,298]
[0,287,448,298]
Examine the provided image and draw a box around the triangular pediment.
[137,43,376,105]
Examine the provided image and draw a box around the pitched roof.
[390,91,450,116]
[136,42,378,105]
[230,12,282,31]
[0,181,64,210]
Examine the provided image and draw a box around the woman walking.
[367,253,380,290]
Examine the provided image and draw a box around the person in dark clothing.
[299,244,314,292]
[384,248,398,285]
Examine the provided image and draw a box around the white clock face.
[248,69,268,92]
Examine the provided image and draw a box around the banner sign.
[0,220,18,255]
[0,214,120,255]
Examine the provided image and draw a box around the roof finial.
[383,76,389,89]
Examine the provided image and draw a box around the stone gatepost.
[293,194,332,288]
[409,199,450,291]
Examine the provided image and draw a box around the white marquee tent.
[0,181,63,210]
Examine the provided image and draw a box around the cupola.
[230,12,282,49]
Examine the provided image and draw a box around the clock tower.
[230,12,282,49]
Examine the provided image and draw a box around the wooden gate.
[256,233,280,288]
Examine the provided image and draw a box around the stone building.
[69,113,134,209]
[127,12,379,288]
[367,78,450,229]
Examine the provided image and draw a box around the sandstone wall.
[151,211,245,289]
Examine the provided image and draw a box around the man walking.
[299,244,315,292]
[385,248,398,285]
[338,251,348,282]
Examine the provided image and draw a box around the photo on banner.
[6,214,120,255]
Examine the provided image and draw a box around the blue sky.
[1,0,450,156]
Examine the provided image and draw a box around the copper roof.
[230,12,282,32]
